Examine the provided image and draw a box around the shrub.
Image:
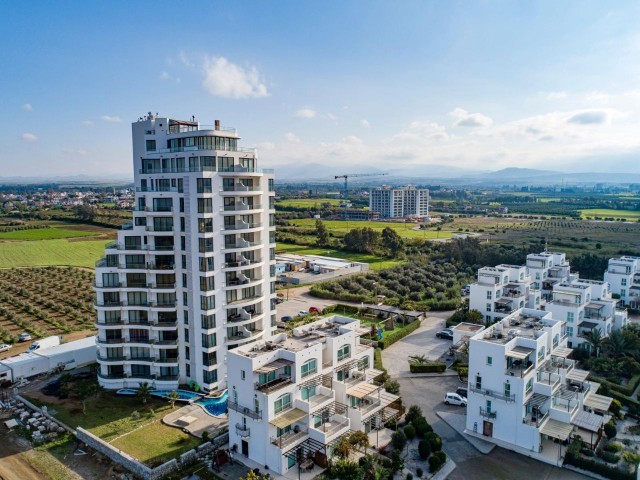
[428,454,444,472]
[416,467,423,478]
[413,417,432,438]
[622,450,640,464]
[404,424,416,440]
[604,442,623,453]
[384,378,400,394]
[390,449,405,473]
[604,421,617,440]
[405,405,423,424]
[418,439,431,460]
[378,320,421,349]
[406,474,413,480]
[596,449,620,464]
[425,432,442,452]
[409,363,446,373]
[609,399,622,417]
[391,430,407,451]
[331,459,360,479]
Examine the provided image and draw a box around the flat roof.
[572,410,605,433]
[584,393,613,412]
[552,347,573,358]
[35,336,96,357]
[0,352,47,367]
[452,323,484,333]
[566,368,589,383]
[255,358,294,374]
[505,346,535,360]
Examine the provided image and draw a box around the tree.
[74,204,95,222]
[168,390,180,408]
[137,381,152,405]
[315,219,330,247]
[409,354,428,365]
[343,227,381,254]
[405,405,423,424]
[604,330,630,358]
[348,430,370,452]
[404,424,416,440]
[391,430,407,451]
[384,378,400,395]
[75,380,102,415]
[381,227,404,257]
[418,439,431,459]
[581,328,603,358]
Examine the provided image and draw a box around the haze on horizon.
[2,1,640,178]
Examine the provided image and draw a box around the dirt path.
[0,428,52,480]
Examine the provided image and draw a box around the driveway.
[275,286,337,320]
[381,312,454,377]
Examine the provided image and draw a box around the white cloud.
[63,148,88,156]
[326,113,337,121]
[585,91,610,104]
[22,103,33,111]
[82,120,94,126]
[284,132,300,143]
[258,141,275,150]
[21,132,38,142]
[202,56,268,99]
[545,91,567,100]
[449,108,493,128]
[567,110,610,125]
[160,71,181,83]
[295,108,317,119]
[360,119,370,128]
[178,51,194,68]
[101,115,122,123]
[341,135,362,145]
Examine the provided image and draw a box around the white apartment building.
[227,315,400,475]
[94,114,277,392]
[469,264,541,322]
[545,280,627,349]
[369,185,429,219]
[465,309,613,462]
[526,252,575,302]
[604,256,640,308]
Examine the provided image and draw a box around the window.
[553,334,559,347]
[200,276,215,292]
[200,295,215,310]
[202,333,216,348]
[337,345,351,362]
[153,217,173,232]
[201,314,216,329]
[268,179,274,192]
[504,382,511,398]
[567,326,573,337]
[538,346,545,359]
[301,359,317,378]
[274,393,292,414]
[486,303,492,312]
[475,375,482,390]
[199,257,214,272]
[535,272,540,280]
[486,400,492,413]
[486,291,492,300]
[146,139,156,152]
[621,289,626,297]
[567,312,574,323]
[203,369,218,384]
[301,385,316,400]
[196,178,211,193]
[241,370,245,380]
[526,378,533,394]
[622,278,627,286]
[199,237,214,253]
[198,218,213,233]
[198,198,213,213]
[102,273,119,287]
[486,356,492,366]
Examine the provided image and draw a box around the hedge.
[609,390,640,415]
[566,439,636,480]
[323,304,361,315]
[590,374,640,397]
[409,363,446,373]
[377,320,421,349]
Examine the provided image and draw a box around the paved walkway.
[436,411,495,454]
[162,404,227,438]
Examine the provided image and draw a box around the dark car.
[281,316,293,322]
[435,329,453,340]
[456,387,468,399]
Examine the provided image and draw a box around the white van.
[444,392,467,406]
[28,336,61,352]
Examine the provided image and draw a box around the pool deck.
[163,404,228,439]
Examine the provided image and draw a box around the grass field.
[0,228,97,241]
[276,198,341,208]
[276,243,404,270]
[0,239,109,267]
[580,209,640,220]
[289,219,453,239]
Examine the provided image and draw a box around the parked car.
[436,329,453,340]
[309,306,322,314]
[281,316,293,322]
[298,311,308,316]
[18,333,32,342]
[0,344,12,353]
[456,387,468,399]
[444,392,467,406]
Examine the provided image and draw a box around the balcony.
[469,385,515,402]
[222,183,262,193]
[97,355,126,363]
[223,257,263,269]
[235,423,251,438]
[255,375,292,394]
[222,221,262,232]
[222,202,262,212]
[228,401,262,420]
[271,429,308,449]
[523,409,549,428]
[310,416,350,443]
[479,407,497,419]
[97,337,125,345]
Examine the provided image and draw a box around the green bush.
[377,320,421,349]
[416,467,423,478]
[428,451,446,473]
[409,363,446,373]
[566,438,635,480]
[590,374,640,397]
[604,443,623,453]
[604,421,617,440]
[425,432,442,452]
[418,439,431,460]
[406,474,413,480]
[622,450,640,464]
[391,430,407,451]
[413,417,432,438]
[596,449,620,464]
[330,459,360,479]
[404,424,416,440]
[405,405,423,424]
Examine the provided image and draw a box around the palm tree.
[409,354,428,365]
[168,390,180,409]
[581,328,603,358]
[604,330,629,358]
[137,381,152,405]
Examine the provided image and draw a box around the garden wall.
[16,394,75,434]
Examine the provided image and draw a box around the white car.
[0,344,12,353]
[444,392,467,406]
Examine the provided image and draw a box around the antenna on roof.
[544,237,548,253]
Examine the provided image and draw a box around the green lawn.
[276,198,342,208]
[111,421,200,466]
[275,243,404,270]
[0,239,108,267]
[289,219,453,240]
[0,228,97,241]
[580,209,640,220]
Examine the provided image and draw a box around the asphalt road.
[398,376,587,479]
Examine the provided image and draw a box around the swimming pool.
[196,390,228,416]
[115,388,202,402]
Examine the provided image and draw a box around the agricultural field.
[276,197,341,208]
[0,228,97,241]
[288,218,454,239]
[580,209,640,221]
[275,242,404,270]
[0,267,96,348]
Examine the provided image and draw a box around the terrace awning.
[365,368,385,382]
[255,359,294,374]
[578,321,599,329]
[505,346,535,360]
[347,382,380,399]
[566,369,590,383]
[540,419,574,441]
[269,408,307,429]
[572,410,605,433]
[552,347,573,358]
[585,303,605,310]
[584,393,613,412]
[495,298,513,305]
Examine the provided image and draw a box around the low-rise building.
[604,256,640,308]
[276,254,369,285]
[227,315,400,475]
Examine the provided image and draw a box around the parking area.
[275,287,337,320]
[381,312,453,377]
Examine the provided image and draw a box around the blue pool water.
[115,388,201,402]
[196,390,228,416]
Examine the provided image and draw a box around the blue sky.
[2,0,640,178]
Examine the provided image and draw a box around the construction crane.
[334,172,388,220]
